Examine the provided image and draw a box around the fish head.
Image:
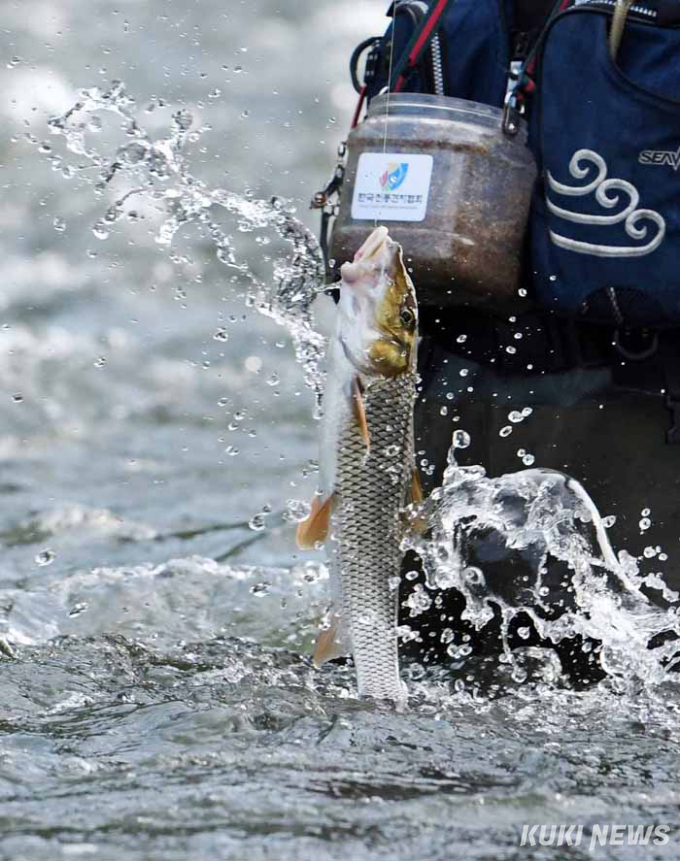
[337,226,417,378]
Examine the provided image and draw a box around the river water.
[2,1,680,859]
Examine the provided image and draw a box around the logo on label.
[379,162,409,191]
[639,146,680,171]
[545,148,666,258]
[352,153,432,223]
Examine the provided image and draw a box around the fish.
[297,225,421,705]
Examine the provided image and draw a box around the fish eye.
[399,307,414,327]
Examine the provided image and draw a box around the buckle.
[613,328,659,361]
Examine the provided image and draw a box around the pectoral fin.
[409,469,424,505]
[313,617,350,666]
[352,377,370,451]
[296,494,335,550]
[405,469,428,534]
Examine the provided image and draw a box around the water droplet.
[499,425,513,438]
[93,356,106,368]
[452,429,470,449]
[248,513,267,532]
[68,602,88,617]
[639,517,651,532]
[522,454,535,466]
[456,334,467,344]
[601,515,617,528]
[224,445,239,456]
[463,567,484,585]
[517,626,531,640]
[459,368,469,377]
[53,217,66,232]
[92,222,109,241]
[245,356,262,373]
[213,328,229,342]
[35,549,56,567]
[266,373,280,387]
[249,582,270,597]
[12,393,23,403]
[508,410,524,424]
[440,406,448,417]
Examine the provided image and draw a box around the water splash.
[45,80,327,408]
[405,446,680,691]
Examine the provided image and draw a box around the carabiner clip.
[502,91,521,137]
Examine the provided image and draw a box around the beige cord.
[609,0,634,61]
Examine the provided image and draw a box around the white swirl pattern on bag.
[546,148,666,258]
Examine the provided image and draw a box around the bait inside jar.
[329,93,537,310]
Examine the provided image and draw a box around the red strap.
[393,0,450,93]
[351,86,367,129]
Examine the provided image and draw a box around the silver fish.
[297,226,420,704]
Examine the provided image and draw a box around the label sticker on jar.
[351,153,434,222]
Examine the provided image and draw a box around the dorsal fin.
[352,377,370,451]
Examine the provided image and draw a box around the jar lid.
[366,93,527,139]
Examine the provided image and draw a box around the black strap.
[390,0,455,92]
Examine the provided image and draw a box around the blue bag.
[365,0,513,109]
[528,1,680,327]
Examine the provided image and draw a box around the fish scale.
[333,370,417,701]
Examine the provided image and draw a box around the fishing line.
[376,0,401,227]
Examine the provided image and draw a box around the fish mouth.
[340,227,396,285]
[354,226,390,263]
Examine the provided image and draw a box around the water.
[2,1,680,858]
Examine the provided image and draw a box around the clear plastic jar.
[330,93,537,309]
